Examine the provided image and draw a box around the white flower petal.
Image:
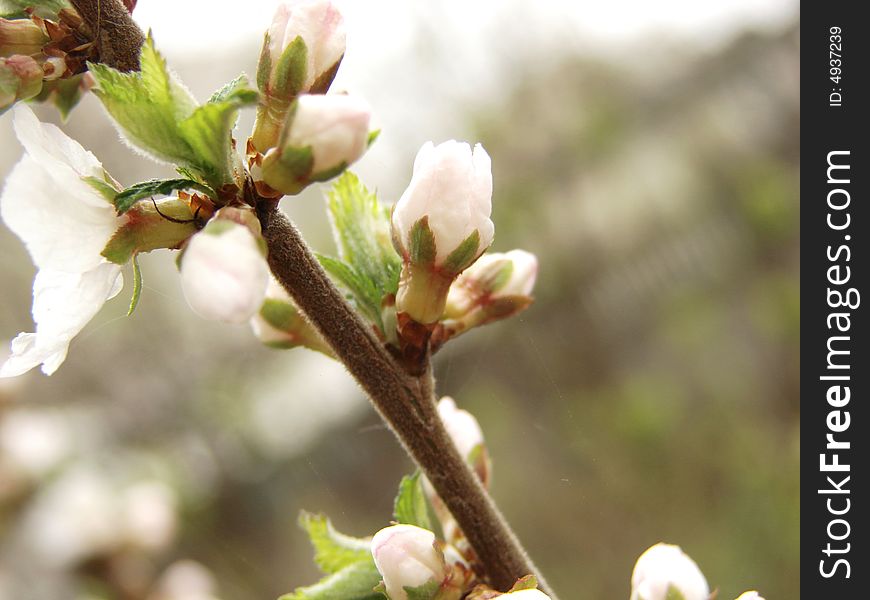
[12,105,105,187]
[1,264,123,377]
[1,155,119,273]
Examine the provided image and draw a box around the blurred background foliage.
[1,2,798,599]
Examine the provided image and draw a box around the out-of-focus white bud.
[121,481,177,551]
[443,249,537,334]
[371,524,449,600]
[180,207,270,323]
[1,17,48,57]
[250,277,333,355]
[258,94,371,195]
[152,560,220,600]
[252,0,346,151]
[630,543,710,600]
[391,141,494,324]
[1,55,43,112]
[437,397,485,466]
[735,592,764,600]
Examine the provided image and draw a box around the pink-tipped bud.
[1,18,48,58]
[1,55,43,112]
[371,525,449,600]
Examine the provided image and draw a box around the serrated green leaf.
[279,561,383,600]
[441,230,481,273]
[113,178,213,215]
[90,38,253,190]
[316,254,383,328]
[409,217,437,266]
[393,472,432,531]
[127,254,143,316]
[299,512,372,575]
[326,173,401,293]
[208,74,259,105]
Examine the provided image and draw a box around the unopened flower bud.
[1,55,43,112]
[735,593,764,600]
[180,208,270,323]
[445,249,537,322]
[1,18,48,57]
[251,277,333,355]
[630,543,710,600]
[252,0,346,151]
[438,397,487,475]
[392,141,494,324]
[371,524,449,600]
[258,94,371,195]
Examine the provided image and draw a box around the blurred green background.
[1,1,799,599]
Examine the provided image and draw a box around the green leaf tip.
[127,254,143,316]
[113,178,213,215]
[393,472,432,531]
[298,511,372,575]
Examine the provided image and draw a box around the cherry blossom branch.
[258,205,554,596]
[71,1,556,595]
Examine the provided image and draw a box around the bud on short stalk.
[425,398,491,552]
[180,207,270,323]
[444,249,537,334]
[392,141,494,324]
[630,543,710,600]
[250,277,333,355]
[1,55,43,112]
[371,524,464,600]
[252,0,346,151]
[1,18,49,57]
[257,94,371,195]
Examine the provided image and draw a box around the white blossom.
[371,524,447,600]
[735,592,765,600]
[180,220,271,323]
[0,105,123,377]
[630,543,710,600]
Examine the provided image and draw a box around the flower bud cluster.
[250,1,372,196]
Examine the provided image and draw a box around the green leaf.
[278,561,383,600]
[404,581,440,600]
[127,254,143,316]
[113,178,213,215]
[317,254,383,328]
[320,172,402,330]
[409,217,437,266]
[32,75,88,120]
[299,512,372,575]
[1,0,67,18]
[393,472,432,531]
[441,229,481,273]
[90,38,255,190]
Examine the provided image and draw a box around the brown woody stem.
[71,1,556,595]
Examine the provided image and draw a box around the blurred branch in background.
[1,6,798,600]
